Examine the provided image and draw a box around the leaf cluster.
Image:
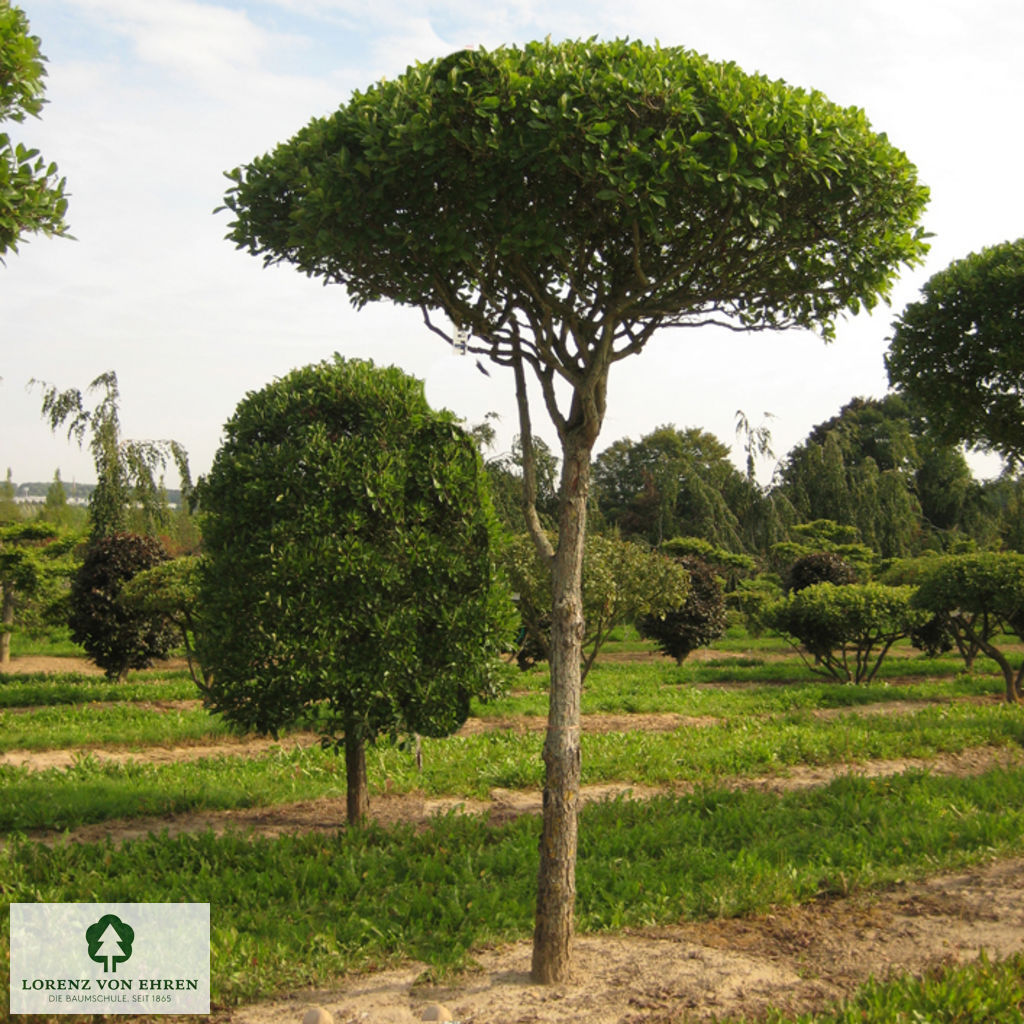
[0,1,69,255]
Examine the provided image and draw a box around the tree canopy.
[0,0,69,256]
[886,238,1024,465]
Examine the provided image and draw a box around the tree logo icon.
[85,914,135,973]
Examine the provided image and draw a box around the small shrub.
[68,533,176,680]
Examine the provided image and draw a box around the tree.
[36,371,191,540]
[638,555,726,664]
[768,582,926,683]
[886,238,1024,465]
[912,552,1024,702]
[196,357,514,824]
[0,0,69,256]
[220,38,929,982]
[0,520,77,663]
[68,532,177,680]
[503,531,690,676]
[121,556,206,689]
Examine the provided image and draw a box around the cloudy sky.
[2,0,1020,489]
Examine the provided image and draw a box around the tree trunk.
[0,583,13,665]
[345,725,370,824]
[531,433,591,984]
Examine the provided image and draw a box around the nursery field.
[3,635,1024,1023]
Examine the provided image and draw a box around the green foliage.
[0,520,79,661]
[223,39,928,348]
[638,556,727,664]
[887,237,1024,465]
[501,531,690,677]
[0,0,69,256]
[36,371,192,540]
[771,519,875,578]
[913,551,1024,700]
[197,356,514,762]
[768,582,928,683]
[785,551,857,593]
[121,556,206,687]
[68,532,177,680]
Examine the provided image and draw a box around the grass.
[2,701,1022,832]
[4,630,1024,1018]
[4,766,1024,1006]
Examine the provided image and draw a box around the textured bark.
[345,728,370,824]
[531,434,591,984]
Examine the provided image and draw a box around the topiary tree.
[638,555,726,665]
[196,357,515,824]
[768,581,926,683]
[912,551,1024,702]
[503,531,690,678]
[121,556,206,689]
[220,38,929,982]
[68,532,176,680]
[785,551,858,593]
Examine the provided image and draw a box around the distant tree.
[504,531,690,678]
[638,555,726,665]
[121,556,206,688]
[220,37,929,982]
[887,238,1024,465]
[68,532,176,680]
[768,582,926,683]
[0,0,70,256]
[0,520,77,662]
[36,371,191,540]
[913,552,1024,702]
[0,467,17,522]
[197,357,514,824]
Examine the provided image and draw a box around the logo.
[85,914,135,973]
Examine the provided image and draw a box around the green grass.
[3,702,1022,832]
[740,952,1024,1023]
[4,766,1024,1007]
[0,671,200,709]
[0,701,234,752]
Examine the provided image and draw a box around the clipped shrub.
[785,551,857,593]
[68,533,176,680]
[638,556,727,665]
[768,581,927,683]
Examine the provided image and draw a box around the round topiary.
[68,532,176,680]
[785,551,857,594]
[638,555,727,665]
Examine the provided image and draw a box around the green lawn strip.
[740,951,1024,1024]
[0,702,233,752]
[2,703,1023,832]
[3,767,1024,1007]
[475,662,1005,721]
[0,673,201,710]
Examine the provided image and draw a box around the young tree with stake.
[220,39,929,983]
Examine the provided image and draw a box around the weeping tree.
[220,38,929,982]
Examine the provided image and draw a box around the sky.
[2,0,1020,490]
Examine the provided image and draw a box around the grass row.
[2,701,1022,832]
[3,766,1024,1007]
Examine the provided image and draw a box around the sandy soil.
[7,653,1024,1022]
